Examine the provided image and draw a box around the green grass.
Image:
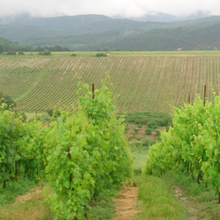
[161,171,220,220]
[135,175,187,220]
[0,180,116,220]
[25,112,44,121]
[0,179,37,207]
[19,50,220,57]
[131,146,220,219]
[132,147,149,170]
[0,183,53,220]
[86,189,116,220]
[109,50,220,55]
[131,147,187,220]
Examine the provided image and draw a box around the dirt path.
[112,184,141,220]
[14,187,43,205]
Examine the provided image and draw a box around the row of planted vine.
[0,57,51,99]
[145,93,220,203]
[0,82,132,219]
[15,55,220,113]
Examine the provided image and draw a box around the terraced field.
[1,53,220,113]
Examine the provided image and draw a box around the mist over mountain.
[0,12,220,51]
[113,10,212,22]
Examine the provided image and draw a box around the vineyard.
[145,94,220,205]
[1,53,220,112]
[0,82,132,219]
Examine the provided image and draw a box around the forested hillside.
[0,14,220,50]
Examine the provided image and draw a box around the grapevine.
[145,94,220,203]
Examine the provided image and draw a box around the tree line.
[0,37,71,54]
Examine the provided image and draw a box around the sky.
[0,0,220,18]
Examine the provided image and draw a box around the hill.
[91,22,220,51]
[1,52,220,113]
[1,14,220,50]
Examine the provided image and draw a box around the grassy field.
[1,51,220,113]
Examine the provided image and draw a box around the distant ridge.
[112,10,212,22]
[0,13,220,51]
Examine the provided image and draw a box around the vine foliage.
[45,81,132,219]
[145,95,220,203]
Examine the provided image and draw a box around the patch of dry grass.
[0,186,53,220]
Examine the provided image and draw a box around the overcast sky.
[0,0,220,18]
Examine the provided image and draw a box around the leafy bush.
[134,168,142,175]
[134,128,139,134]
[18,51,25,55]
[71,53,77,56]
[6,50,16,55]
[96,52,107,57]
[0,81,132,219]
[147,120,158,129]
[145,128,153,135]
[0,92,14,108]
[141,138,155,147]
[155,130,160,136]
[0,106,50,188]
[125,124,129,133]
[46,108,61,118]
[130,140,142,147]
[18,111,27,122]
[156,116,171,126]
[39,49,51,55]
[45,81,132,219]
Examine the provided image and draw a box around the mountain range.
[0,11,220,51]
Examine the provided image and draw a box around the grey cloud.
[0,0,220,17]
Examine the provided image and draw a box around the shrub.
[125,125,129,133]
[141,138,155,147]
[134,168,142,175]
[134,128,139,133]
[147,121,158,129]
[19,111,27,122]
[46,81,132,219]
[96,53,107,57]
[0,93,14,108]
[6,50,16,55]
[71,53,77,56]
[156,116,171,126]
[39,49,51,55]
[46,108,61,118]
[145,128,152,135]
[130,140,142,147]
[155,130,160,136]
[18,51,25,55]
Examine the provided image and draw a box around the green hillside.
[1,52,220,113]
[1,14,220,50]
[96,23,220,51]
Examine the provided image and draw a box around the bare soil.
[14,187,43,205]
[127,124,165,140]
[112,183,141,220]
